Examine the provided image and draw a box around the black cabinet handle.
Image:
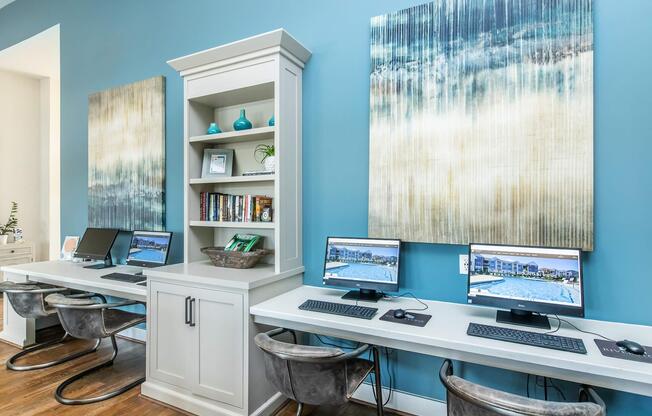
[184,296,191,324]
[189,298,196,327]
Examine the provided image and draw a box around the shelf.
[189,174,275,185]
[189,126,275,145]
[189,221,275,229]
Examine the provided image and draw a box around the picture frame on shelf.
[202,148,234,178]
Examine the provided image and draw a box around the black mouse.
[393,309,406,319]
[616,340,646,355]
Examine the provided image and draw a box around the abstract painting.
[369,0,593,250]
[88,76,165,231]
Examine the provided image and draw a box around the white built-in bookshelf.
[168,29,310,274]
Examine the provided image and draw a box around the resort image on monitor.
[469,245,582,307]
[324,238,399,283]
[128,232,171,265]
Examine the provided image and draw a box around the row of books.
[200,192,273,223]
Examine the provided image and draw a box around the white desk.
[1,260,146,347]
[250,286,652,398]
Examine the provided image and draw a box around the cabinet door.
[191,288,244,408]
[149,281,194,389]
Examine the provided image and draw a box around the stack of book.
[200,192,273,222]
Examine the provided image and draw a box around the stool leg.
[372,346,384,416]
[296,402,303,416]
[7,334,101,371]
[55,335,145,405]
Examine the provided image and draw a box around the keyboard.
[101,272,146,284]
[467,322,587,354]
[298,299,378,320]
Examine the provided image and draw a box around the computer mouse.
[616,340,646,355]
[393,309,406,319]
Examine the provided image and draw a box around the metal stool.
[0,281,104,371]
[45,293,146,405]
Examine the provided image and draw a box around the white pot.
[0,235,8,245]
[264,156,275,172]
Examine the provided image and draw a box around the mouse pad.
[594,339,652,364]
[380,310,432,327]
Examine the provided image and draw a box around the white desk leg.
[0,272,36,348]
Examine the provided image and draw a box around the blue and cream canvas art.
[88,76,166,231]
[368,0,594,250]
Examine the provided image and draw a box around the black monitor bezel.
[322,236,401,294]
[74,228,120,261]
[467,242,585,318]
[126,230,173,268]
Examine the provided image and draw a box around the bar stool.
[45,292,146,405]
[0,281,104,371]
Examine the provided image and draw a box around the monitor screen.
[323,237,400,292]
[74,228,119,260]
[126,231,172,267]
[468,243,583,315]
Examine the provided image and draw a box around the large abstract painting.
[369,0,593,250]
[88,76,166,231]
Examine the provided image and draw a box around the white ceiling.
[0,0,15,11]
[0,25,59,79]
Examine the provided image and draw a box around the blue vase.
[268,115,275,127]
[207,122,221,134]
[233,109,253,131]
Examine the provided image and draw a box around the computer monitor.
[467,243,584,329]
[126,231,173,268]
[323,237,401,302]
[74,228,120,269]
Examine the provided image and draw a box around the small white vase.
[0,235,8,245]
[264,156,275,172]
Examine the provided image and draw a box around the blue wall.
[1,0,651,414]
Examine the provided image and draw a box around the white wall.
[0,70,49,260]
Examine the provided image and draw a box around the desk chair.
[0,281,104,371]
[255,328,384,416]
[45,293,146,405]
[439,360,606,416]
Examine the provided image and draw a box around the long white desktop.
[250,285,652,400]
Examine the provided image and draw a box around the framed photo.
[202,148,233,178]
[61,236,80,261]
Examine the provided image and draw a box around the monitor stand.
[83,257,115,270]
[496,309,551,330]
[341,289,383,302]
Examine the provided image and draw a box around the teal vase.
[233,109,253,131]
[207,122,221,134]
[268,115,275,127]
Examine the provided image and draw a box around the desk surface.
[251,285,652,397]
[1,260,147,302]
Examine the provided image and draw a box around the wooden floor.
[0,297,389,416]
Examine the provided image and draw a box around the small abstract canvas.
[88,76,166,231]
[369,0,594,250]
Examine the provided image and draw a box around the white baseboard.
[250,392,286,416]
[118,326,146,342]
[352,382,446,416]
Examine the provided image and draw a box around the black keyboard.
[101,273,146,284]
[467,323,587,354]
[299,299,378,320]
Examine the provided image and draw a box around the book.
[200,192,273,223]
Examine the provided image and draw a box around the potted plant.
[0,201,18,245]
[255,144,275,172]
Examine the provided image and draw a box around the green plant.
[254,144,275,163]
[0,201,18,235]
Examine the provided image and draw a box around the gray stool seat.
[439,360,606,416]
[0,281,103,371]
[255,328,380,416]
[46,293,146,405]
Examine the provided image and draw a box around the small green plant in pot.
[0,201,18,245]
[255,144,275,173]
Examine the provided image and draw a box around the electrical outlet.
[459,254,469,275]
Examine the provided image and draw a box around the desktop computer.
[467,243,584,329]
[322,237,401,302]
[74,228,120,269]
